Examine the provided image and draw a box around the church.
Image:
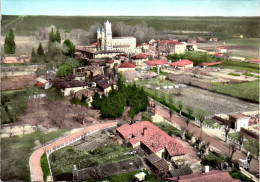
[96,20,141,54]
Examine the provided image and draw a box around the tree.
[4,29,16,54]
[230,144,237,161]
[177,101,183,115]
[37,43,45,56]
[49,28,56,42]
[56,63,73,78]
[238,133,244,150]
[185,118,191,129]
[56,30,61,43]
[196,110,205,138]
[169,109,173,122]
[31,48,37,63]
[63,39,75,57]
[46,87,63,102]
[224,126,230,143]
[186,105,194,117]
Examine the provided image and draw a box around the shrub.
[228,73,240,76]
[242,72,254,77]
[41,153,50,182]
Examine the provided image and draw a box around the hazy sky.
[1,0,260,16]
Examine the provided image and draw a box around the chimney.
[204,166,209,173]
[142,127,147,136]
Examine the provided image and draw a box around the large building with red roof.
[116,121,186,161]
[167,170,239,182]
[170,59,193,69]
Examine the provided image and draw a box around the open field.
[209,80,259,103]
[1,129,68,181]
[163,86,258,114]
[223,38,260,48]
[1,75,37,91]
[135,78,175,87]
[2,15,259,39]
[212,60,260,73]
[49,143,136,180]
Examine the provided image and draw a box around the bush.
[228,73,240,76]
[70,96,88,108]
[229,170,254,182]
[201,151,226,169]
[56,63,73,78]
[41,153,50,182]
[242,72,254,77]
[46,87,63,102]
[153,122,183,138]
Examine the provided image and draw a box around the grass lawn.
[212,60,260,73]
[49,143,137,180]
[1,129,68,181]
[203,119,219,129]
[135,78,175,87]
[209,80,259,103]
[223,38,260,48]
[85,169,157,182]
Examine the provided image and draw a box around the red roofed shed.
[118,61,136,68]
[132,53,149,59]
[145,59,169,67]
[171,59,193,69]
[200,61,222,67]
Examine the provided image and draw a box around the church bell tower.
[104,20,112,50]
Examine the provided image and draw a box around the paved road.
[29,122,117,182]
[154,103,259,174]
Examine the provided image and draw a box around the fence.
[192,119,221,131]
[221,133,240,145]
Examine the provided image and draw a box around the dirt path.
[164,87,258,114]
[29,122,117,182]
[154,103,259,174]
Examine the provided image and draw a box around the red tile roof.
[117,53,127,57]
[116,121,186,156]
[132,53,149,59]
[118,61,136,68]
[213,53,222,57]
[219,47,227,49]
[91,42,97,46]
[106,60,114,63]
[248,59,260,63]
[159,40,183,45]
[35,82,44,88]
[171,59,193,67]
[145,59,169,66]
[229,113,249,119]
[167,170,238,182]
[200,61,222,66]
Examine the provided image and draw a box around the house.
[170,59,193,69]
[200,61,222,67]
[132,53,149,69]
[137,42,150,52]
[216,47,227,53]
[116,121,186,161]
[118,61,136,72]
[145,59,169,69]
[92,75,117,96]
[167,170,239,182]
[53,80,88,96]
[35,77,52,89]
[157,40,186,54]
[196,37,206,43]
[187,38,197,44]
[228,113,250,131]
[248,59,260,64]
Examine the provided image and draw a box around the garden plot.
[164,87,258,114]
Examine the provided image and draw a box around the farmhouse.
[92,75,117,96]
[53,80,88,97]
[116,121,186,161]
[132,53,149,69]
[170,59,193,69]
[216,46,227,53]
[118,62,136,72]
[145,59,169,69]
[228,113,250,131]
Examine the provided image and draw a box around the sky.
[1,0,260,16]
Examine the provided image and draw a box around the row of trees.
[92,75,148,118]
[4,29,16,54]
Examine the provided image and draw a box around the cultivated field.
[163,86,259,114]
[1,75,37,91]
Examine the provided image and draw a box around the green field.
[1,129,68,181]
[210,80,259,103]
[2,15,259,39]
[49,143,137,180]
[213,60,260,73]
[223,38,260,48]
